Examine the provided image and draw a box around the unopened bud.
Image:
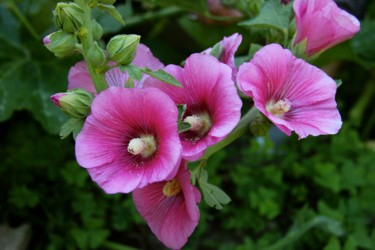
[107,34,140,65]
[50,89,94,118]
[87,42,107,67]
[44,31,77,58]
[91,19,104,41]
[54,3,84,33]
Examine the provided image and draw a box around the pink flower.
[68,44,164,93]
[75,87,182,193]
[203,33,242,80]
[133,161,201,249]
[294,0,360,56]
[237,44,342,139]
[144,53,242,160]
[208,0,243,20]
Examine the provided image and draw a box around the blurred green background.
[1,0,375,249]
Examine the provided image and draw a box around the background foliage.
[1,0,375,249]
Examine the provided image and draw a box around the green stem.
[102,241,138,250]
[202,107,259,160]
[79,3,107,92]
[125,7,184,27]
[7,1,39,40]
[349,81,375,127]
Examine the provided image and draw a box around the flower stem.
[202,107,259,160]
[7,0,39,40]
[79,3,107,92]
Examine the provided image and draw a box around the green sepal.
[209,42,224,60]
[60,118,85,139]
[335,79,342,88]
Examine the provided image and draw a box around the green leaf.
[178,121,191,133]
[249,43,263,59]
[140,67,182,87]
[97,3,126,26]
[121,64,142,81]
[141,0,208,13]
[59,118,85,139]
[177,104,187,121]
[198,169,231,209]
[352,20,375,68]
[239,0,292,33]
[9,185,40,208]
[0,59,70,134]
[323,237,341,250]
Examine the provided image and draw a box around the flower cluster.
[47,0,360,248]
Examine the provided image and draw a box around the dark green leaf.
[178,121,191,133]
[248,43,263,59]
[335,79,342,88]
[352,20,375,68]
[141,67,182,87]
[0,60,70,134]
[239,0,292,33]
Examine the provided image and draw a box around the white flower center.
[127,135,156,158]
[183,113,212,136]
[266,98,291,117]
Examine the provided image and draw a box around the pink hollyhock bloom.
[237,44,342,139]
[203,33,242,80]
[75,87,181,193]
[294,0,360,56]
[133,161,201,250]
[68,44,164,93]
[144,53,242,160]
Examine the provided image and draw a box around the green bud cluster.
[54,2,84,33]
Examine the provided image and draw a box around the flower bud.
[87,42,107,67]
[54,3,84,33]
[50,89,94,119]
[91,19,104,41]
[44,31,77,58]
[107,34,140,65]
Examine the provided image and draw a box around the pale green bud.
[87,42,107,67]
[44,31,77,58]
[107,34,140,65]
[50,89,94,119]
[54,3,84,33]
[249,113,271,136]
[91,19,104,41]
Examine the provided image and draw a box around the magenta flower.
[75,87,182,193]
[68,44,164,93]
[144,53,242,160]
[133,161,201,249]
[203,33,242,80]
[294,0,360,56]
[237,44,342,139]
